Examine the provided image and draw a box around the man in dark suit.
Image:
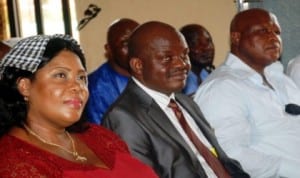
[102,21,249,178]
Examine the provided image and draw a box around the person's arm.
[194,80,284,178]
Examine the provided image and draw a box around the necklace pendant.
[76,155,87,162]
[73,151,87,162]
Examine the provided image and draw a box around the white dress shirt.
[132,77,217,178]
[286,54,300,89]
[194,53,300,178]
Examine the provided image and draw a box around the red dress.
[0,124,158,178]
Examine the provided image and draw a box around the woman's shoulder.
[0,135,62,177]
[0,134,34,158]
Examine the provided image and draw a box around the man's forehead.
[150,36,187,47]
[237,13,279,31]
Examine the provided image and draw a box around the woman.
[0,34,158,178]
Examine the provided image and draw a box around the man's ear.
[104,44,112,59]
[17,78,31,98]
[129,57,143,75]
[230,32,241,46]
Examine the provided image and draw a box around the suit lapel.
[175,96,219,147]
[147,101,202,166]
[175,94,214,138]
[175,94,229,160]
[128,81,200,164]
[148,102,189,147]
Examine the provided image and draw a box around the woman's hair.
[0,36,88,137]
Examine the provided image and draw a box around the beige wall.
[75,0,237,72]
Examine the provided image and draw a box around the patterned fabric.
[0,124,158,178]
[0,34,80,78]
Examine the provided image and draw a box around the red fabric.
[0,124,158,178]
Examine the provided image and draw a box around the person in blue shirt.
[86,18,139,124]
[180,24,215,97]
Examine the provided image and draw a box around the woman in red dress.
[0,34,158,178]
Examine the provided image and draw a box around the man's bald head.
[230,8,282,73]
[230,8,279,34]
[107,18,139,45]
[128,21,186,59]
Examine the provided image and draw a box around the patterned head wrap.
[0,34,81,78]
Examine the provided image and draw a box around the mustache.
[169,67,189,75]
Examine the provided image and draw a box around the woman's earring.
[24,96,28,101]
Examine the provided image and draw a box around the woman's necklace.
[23,124,87,162]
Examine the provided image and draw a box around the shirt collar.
[225,53,283,84]
[225,53,258,78]
[132,77,175,110]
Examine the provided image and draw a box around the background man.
[180,24,215,97]
[194,8,300,178]
[86,18,139,124]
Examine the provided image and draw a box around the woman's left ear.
[17,78,31,98]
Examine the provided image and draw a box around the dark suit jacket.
[102,80,249,178]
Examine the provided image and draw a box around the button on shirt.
[194,53,300,178]
[132,77,217,178]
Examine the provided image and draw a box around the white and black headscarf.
[0,34,79,78]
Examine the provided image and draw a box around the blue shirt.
[182,69,209,96]
[194,53,300,178]
[86,62,129,124]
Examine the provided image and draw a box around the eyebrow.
[48,66,87,73]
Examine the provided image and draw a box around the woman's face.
[21,50,89,128]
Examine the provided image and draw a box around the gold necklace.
[23,124,87,162]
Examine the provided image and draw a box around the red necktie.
[168,99,230,178]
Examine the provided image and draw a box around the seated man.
[180,24,215,97]
[85,18,139,124]
[102,21,249,178]
[194,8,300,178]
